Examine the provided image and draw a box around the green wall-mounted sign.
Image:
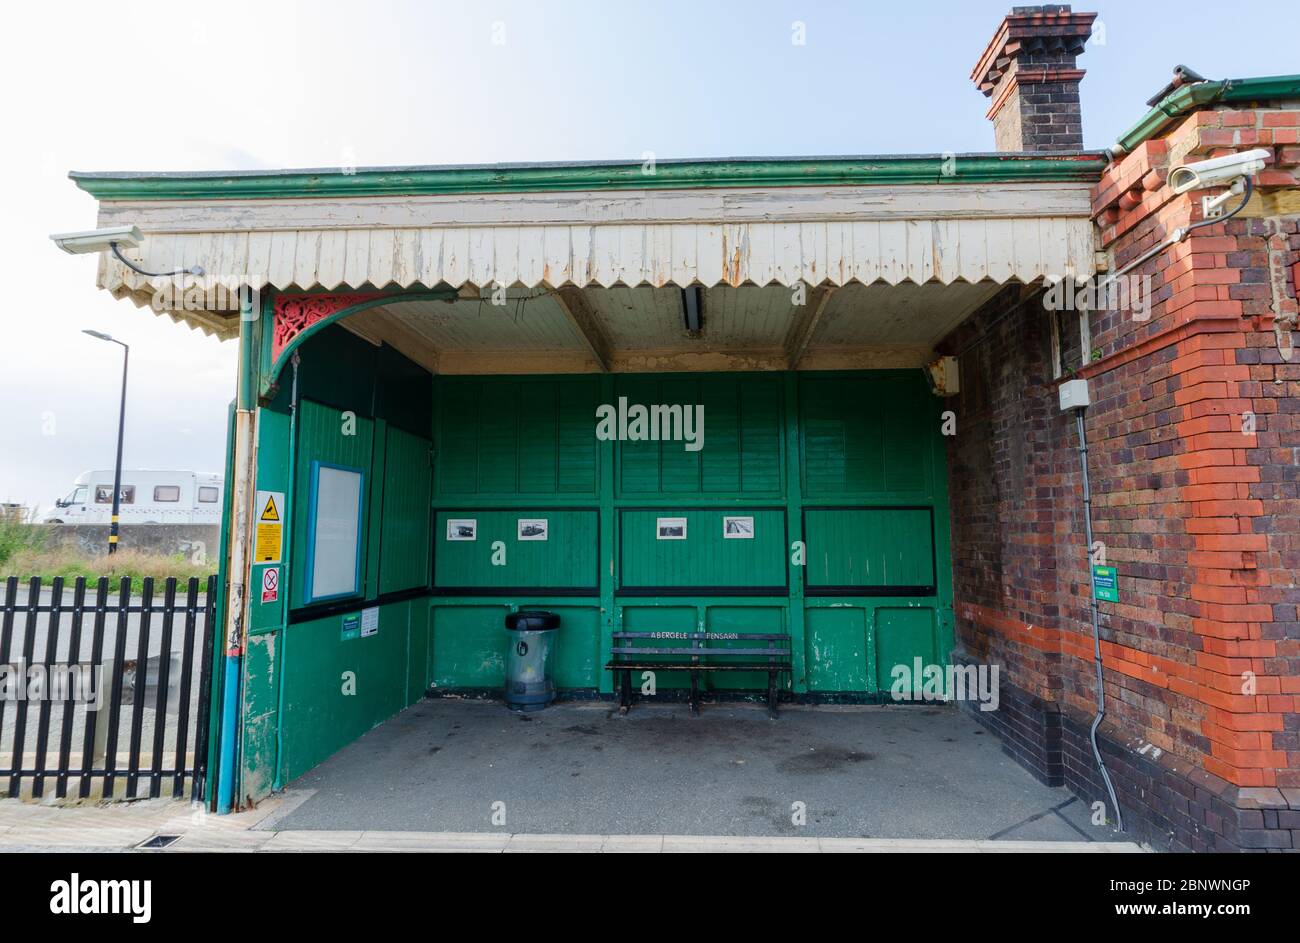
[1092,565,1119,603]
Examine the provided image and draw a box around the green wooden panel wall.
[803,507,936,591]
[618,508,787,589]
[801,602,942,694]
[874,607,940,695]
[616,375,783,496]
[263,362,954,786]
[429,605,507,688]
[240,630,280,800]
[435,377,599,497]
[378,426,432,595]
[291,400,375,609]
[280,598,425,782]
[803,606,871,692]
[428,600,601,690]
[800,374,933,498]
[433,509,599,590]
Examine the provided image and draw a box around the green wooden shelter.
[68,152,1104,809]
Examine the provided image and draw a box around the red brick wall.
[944,99,1300,804]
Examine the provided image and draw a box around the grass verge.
[0,546,216,595]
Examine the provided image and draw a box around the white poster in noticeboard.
[307,464,363,601]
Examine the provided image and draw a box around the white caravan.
[41,470,224,524]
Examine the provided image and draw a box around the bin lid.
[505,609,561,631]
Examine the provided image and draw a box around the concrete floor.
[280,698,1122,842]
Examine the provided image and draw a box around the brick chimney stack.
[971,5,1096,152]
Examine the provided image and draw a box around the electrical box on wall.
[1058,378,1091,411]
[925,356,960,397]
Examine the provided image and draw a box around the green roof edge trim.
[1115,74,1300,154]
[70,153,1108,201]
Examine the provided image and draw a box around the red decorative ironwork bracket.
[271,292,383,363]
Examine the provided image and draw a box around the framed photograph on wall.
[446,518,477,541]
[723,515,755,539]
[656,517,687,540]
[517,518,548,541]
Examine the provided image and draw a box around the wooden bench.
[606,631,792,717]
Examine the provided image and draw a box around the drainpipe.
[272,351,301,792]
[217,288,262,814]
[1073,404,1125,833]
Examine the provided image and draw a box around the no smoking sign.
[261,567,279,604]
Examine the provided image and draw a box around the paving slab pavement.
[0,796,1143,852]
[278,698,1127,842]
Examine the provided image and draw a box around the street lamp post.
[83,330,129,555]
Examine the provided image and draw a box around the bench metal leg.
[767,671,779,718]
[620,669,631,714]
[689,670,700,717]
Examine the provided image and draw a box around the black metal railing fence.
[0,575,215,801]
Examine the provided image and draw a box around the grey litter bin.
[504,609,561,711]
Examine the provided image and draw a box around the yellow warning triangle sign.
[260,496,280,522]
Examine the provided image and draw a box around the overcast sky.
[0,0,1295,510]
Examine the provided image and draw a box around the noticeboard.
[306,462,365,603]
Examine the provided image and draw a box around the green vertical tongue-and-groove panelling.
[617,508,787,589]
[245,325,954,792]
[803,508,936,591]
[289,401,374,610]
[240,327,439,794]
[433,509,599,590]
[427,369,952,698]
[437,377,599,495]
[379,426,433,596]
[273,400,435,783]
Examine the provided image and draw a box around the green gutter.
[1115,74,1300,154]
[70,153,1108,201]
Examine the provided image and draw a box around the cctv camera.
[49,225,143,255]
[1168,148,1270,194]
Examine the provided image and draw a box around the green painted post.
[930,393,957,670]
[783,372,807,694]
[216,287,262,813]
[597,373,616,695]
[367,419,388,601]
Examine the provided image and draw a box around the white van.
[41,470,224,524]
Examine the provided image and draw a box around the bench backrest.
[610,631,790,660]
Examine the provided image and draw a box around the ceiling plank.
[783,286,835,369]
[553,287,613,372]
[343,306,440,374]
